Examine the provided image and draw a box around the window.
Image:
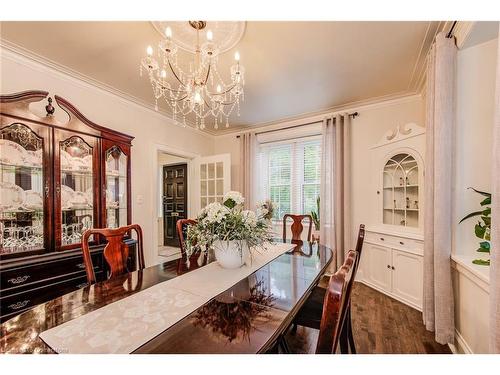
[258,137,321,221]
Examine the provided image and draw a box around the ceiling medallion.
[141,21,246,129]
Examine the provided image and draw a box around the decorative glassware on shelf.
[59,136,93,246]
[105,146,127,229]
[382,153,419,228]
[0,123,45,254]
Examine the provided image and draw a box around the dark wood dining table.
[0,240,333,354]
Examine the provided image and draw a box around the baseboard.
[449,329,473,354]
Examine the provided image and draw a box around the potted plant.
[459,187,491,266]
[311,196,320,243]
[185,191,274,269]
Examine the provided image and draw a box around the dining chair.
[282,214,313,242]
[81,224,145,284]
[176,219,197,255]
[315,250,357,354]
[290,224,366,353]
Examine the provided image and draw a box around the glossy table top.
[0,240,333,354]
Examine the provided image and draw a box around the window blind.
[257,136,321,221]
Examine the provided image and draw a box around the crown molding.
[0,39,217,139]
[453,21,476,49]
[217,91,423,137]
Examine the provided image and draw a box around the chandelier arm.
[167,58,187,87]
[203,63,211,85]
[164,95,188,103]
[161,86,187,94]
[206,83,237,96]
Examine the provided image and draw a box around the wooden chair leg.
[347,308,357,354]
[339,320,350,354]
[290,323,298,335]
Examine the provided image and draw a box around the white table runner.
[39,242,294,354]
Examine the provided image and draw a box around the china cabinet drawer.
[0,253,103,294]
[365,231,423,255]
[0,271,103,321]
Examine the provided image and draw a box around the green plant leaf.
[482,216,491,226]
[482,207,491,217]
[459,210,483,223]
[475,223,486,239]
[467,187,491,198]
[479,241,491,250]
[480,196,491,206]
[477,247,490,253]
[472,259,490,266]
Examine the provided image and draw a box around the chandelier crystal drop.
[140,21,245,130]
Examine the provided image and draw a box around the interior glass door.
[0,122,48,255]
[58,134,95,247]
[104,146,128,229]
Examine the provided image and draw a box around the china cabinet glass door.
[103,145,129,229]
[55,131,98,249]
[382,153,419,227]
[0,122,51,255]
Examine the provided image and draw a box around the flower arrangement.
[185,192,274,266]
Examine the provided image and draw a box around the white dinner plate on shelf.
[0,139,28,166]
[23,190,43,210]
[0,182,26,211]
[61,185,75,210]
[25,149,43,167]
[60,150,73,171]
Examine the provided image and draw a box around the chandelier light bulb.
[165,27,172,39]
[206,30,213,41]
[146,46,153,56]
[161,70,167,78]
[216,85,222,93]
[234,51,240,61]
[194,91,202,104]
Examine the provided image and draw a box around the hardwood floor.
[285,282,452,354]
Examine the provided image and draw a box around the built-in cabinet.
[0,91,135,322]
[358,123,425,310]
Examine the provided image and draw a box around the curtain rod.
[446,21,457,38]
[236,111,359,138]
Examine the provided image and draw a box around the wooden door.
[163,163,187,247]
[391,249,423,309]
[365,243,392,292]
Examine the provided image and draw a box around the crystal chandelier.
[140,21,245,130]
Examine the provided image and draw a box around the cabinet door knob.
[399,241,404,245]
[380,237,385,241]
[391,266,395,270]
[387,265,391,269]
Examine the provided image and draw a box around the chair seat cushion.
[293,284,327,330]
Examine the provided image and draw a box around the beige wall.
[0,48,215,266]
[451,37,498,353]
[214,133,241,191]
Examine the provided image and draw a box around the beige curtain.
[423,32,456,345]
[320,114,351,271]
[490,25,500,354]
[239,132,257,209]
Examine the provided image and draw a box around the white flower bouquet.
[185,192,274,268]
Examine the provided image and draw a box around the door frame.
[151,143,200,256]
[162,162,188,247]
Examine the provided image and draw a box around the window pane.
[303,142,321,184]
[303,184,320,214]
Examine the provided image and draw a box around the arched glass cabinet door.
[382,153,419,228]
[0,122,51,255]
[54,130,98,250]
[103,143,129,229]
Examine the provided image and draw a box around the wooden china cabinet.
[0,90,135,322]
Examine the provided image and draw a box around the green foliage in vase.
[459,187,491,266]
[310,196,320,230]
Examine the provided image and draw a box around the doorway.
[162,163,188,247]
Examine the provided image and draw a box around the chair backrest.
[316,250,357,354]
[354,224,365,274]
[176,219,197,255]
[282,214,313,242]
[81,224,145,284]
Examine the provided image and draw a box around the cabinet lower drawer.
[0,271,103,322]
[1,253,103,293]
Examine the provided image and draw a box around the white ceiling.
[0,21,446,133]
